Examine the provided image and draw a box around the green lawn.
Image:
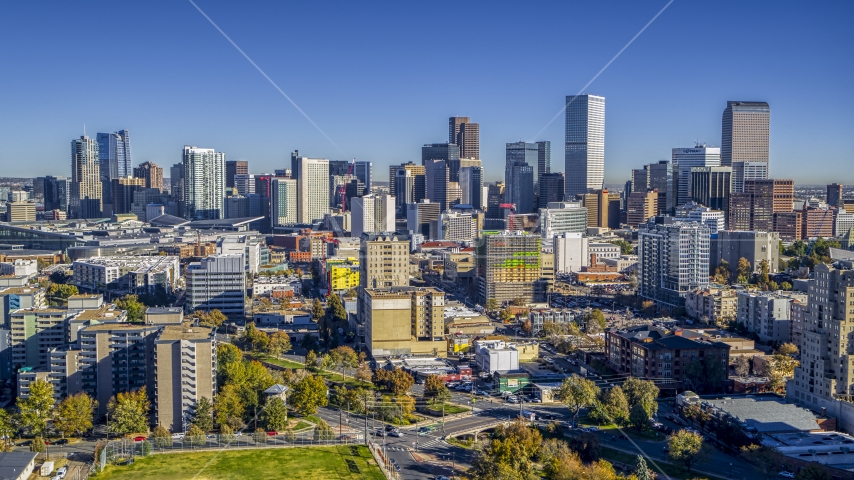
[249,353,306,370]
[599,447,724,480]
[424,403,470,416]
[96,446,385,480]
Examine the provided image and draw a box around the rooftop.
[81,322,159,332]
[703,396,820,434]
[74,305,126,321]
[157,323,214,341]
[0,451,38,477]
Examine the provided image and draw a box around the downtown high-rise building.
[354,161,373,193]
[271,177,297,226]
[422,143,460,182]
[537,141,551,183]
[477,231,545,304]
[225,160,248,189]
[632,160,674,215]
[97,130,131,214]
[538,172,565,209]
[70,135,103,219]
[638,218,710,307]
[169,163,184,201]
[690,166,732,213]
[389,162,426,216]
[351,193,395,238]
[721,101,770,192]
[449,116,479,160]
[565,94,605,198]
[672,144,721,208]
[293,156,330,223]
[728,179,794,232]
[505,142,537,215]
[459,166,484,210]
[425,159,450,211]
[133,161,164,191]
[182,145,226,220]
[828,183,844,208]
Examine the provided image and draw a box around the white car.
[56,467,68,479]
[778,472,794,479]
[171,433,185,439]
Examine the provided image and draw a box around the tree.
[781,281,793,290]
[152,425,171,448]
[585,309,606,333]
[290,374,328,415]
[47,283,78,306]
[31,436,46,453]
[568,431,601,462]
[684,360,705,392]
[704,356,726,393]
[423,374,452,406]
[714,260,732,284]
[311,298,324,321]
[17,379,54,436]
[54,392,96,438]
[634,455,654,480]
[115,294,145,323]
[485,298,498,312]
[185,424,206,447]
[469,419,542,480]
[252,428,267,444]
[734,355,751,376]
[629,403,651,431]
[602,385,630,425]
[214,383,245,427]
[0,410,15,449]
[740,444,782,479]
[197,309,227,328]
[219,424,235,445]
[191,397,214,432]
[622,377,659,419]
[262,397,289,431]
[326,294,348,323]
[610,239,634,255]
[241,322,269,352]
[313,418,335,441]
[107,387,151,435]
[556,374,600,426]
[374,367,415,395]
[668,429,705,473]
[641,300,656,316]
[737,257,752,284]
[758,259,771,287]
[329,345,358,379]
[522,319,533,335]
[267,332,292,359]
[354,359,373,383]
[795,464,832,480]
[305,350,318,370]
[776,343,798,356]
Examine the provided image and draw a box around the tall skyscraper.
[477,231,545,304]
[97,130,132,214]
[721,101,770,192]
[728,179,794,231]
[565,94,605,198]
[271,178,297,226]
[182,145,226,220]
[536,141,551,183]
[169,163,184,201]
[422,143,460,182]
[690,166,732,212]
[293,157,330,223]
[449,116,480,160]
[225,160,248,189]
[354,161,373,193]
[390,162,426,215]
[828,183,844,208]
[40,176,69,213]
[672,144,721,207]
[638,218,710,307]
[486,182,505,221]
[505,142,537,215]
[70,135,103,219]
[459,166,484,210]
[425,159,450,211]
[538,173,565,208]
[133,162,164,191]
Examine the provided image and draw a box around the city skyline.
[0,2,852,184]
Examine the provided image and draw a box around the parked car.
[385,425,396,432]
[56,467,68,479]
[778,472,794,479]
[133,436,147,442]
[172,433,185,439]
[375,429,386,437]
[266,431,278,436]
[53,439,68,445]
[388,430,403,437]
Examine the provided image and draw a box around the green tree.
[262,397,289,431]
[115,294,145,323]
[634,455,653,480]
[252,428,267,443]
[757,259,771,286]
[216,343,243,378]
[610,239,634,255]
[684,359,705,392]
[266,331,292,359]
[214,383,245,427]
[313,418,335,440]
[795,464,832,480]
[151,425,171,448]
[468,419,542,480]
[219,424,235,445]
[290,374,328,415]
[704,355,726,393]
[556,374,600,426]
[17,379,54,436]
[197,309,227,328]
[54,392,96,438]
[329,345,359,379]
[568,431,601,462]
[191,397,214,432]
[311,298,324,321]
[602,385,630,425]
[736,257,752,284]
[485,298,498,312]
[326,294,348,323]
[0,410,15,449]
[622,377,659,419]
[47,283,78,306]
[668,429,705,473]
[305,350,318,370]
[629,403,651,431]
[241,322,269,352]
[31,436,46,453]
[185,424,206,447]
[423,374,452,405]
[107,387,151,435]
[585,309,606,333]
[781,281,793,290]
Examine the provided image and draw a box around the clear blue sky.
[0,1,851,184]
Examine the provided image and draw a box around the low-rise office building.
[186,254,246,318]
[360,286,446,357]
[72,256,180,295]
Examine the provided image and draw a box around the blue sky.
[0,1,851,184]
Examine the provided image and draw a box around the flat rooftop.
[764,431,854,471]
[703,396,820,433]
[74,306,125,321]
[157,324,213,341]
[81,322,158,332]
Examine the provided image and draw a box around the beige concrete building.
[626,190,658,227]
[359,233,410,289]
[685,286,738,326]
[153,324,216,433]
[361,286,445,357]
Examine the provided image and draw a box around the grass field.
[96,446,385,480]
[599,447,724,480]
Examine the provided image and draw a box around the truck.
[41,461,55,476]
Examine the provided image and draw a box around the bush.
[140,440,152,456]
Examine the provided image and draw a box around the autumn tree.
[734,355,751,376]
[214,383,245,427]
[47,283,78,306]
[556,374,600,427]
[17,379,54,436]
[736,257,752,284]
[267,332,292,359]
[191,397,214,432]
[108,387,151,435]
[241,322,269,352]
[151,425,171,448]
[329,345,358,380]
[290,374,328,415]
[185,424,206,447]
[641,300,656,316]
[423,374,452,406]
[354,356,373,384]
[54,392,97,438]
[115,294,145,323]
[622,377,659,419]
[313,418,335,441]
[469,419,542,480]
[197,309,227,328]
[776,343,798,356]
[668,429,706,473]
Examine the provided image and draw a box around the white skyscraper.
[293,157,330,223]
[638,219,710,307]
[271,178,297,226]
[351,193,395,238]
[565,94,605,198]
[671,144,721,208]
[183,146,226,220]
